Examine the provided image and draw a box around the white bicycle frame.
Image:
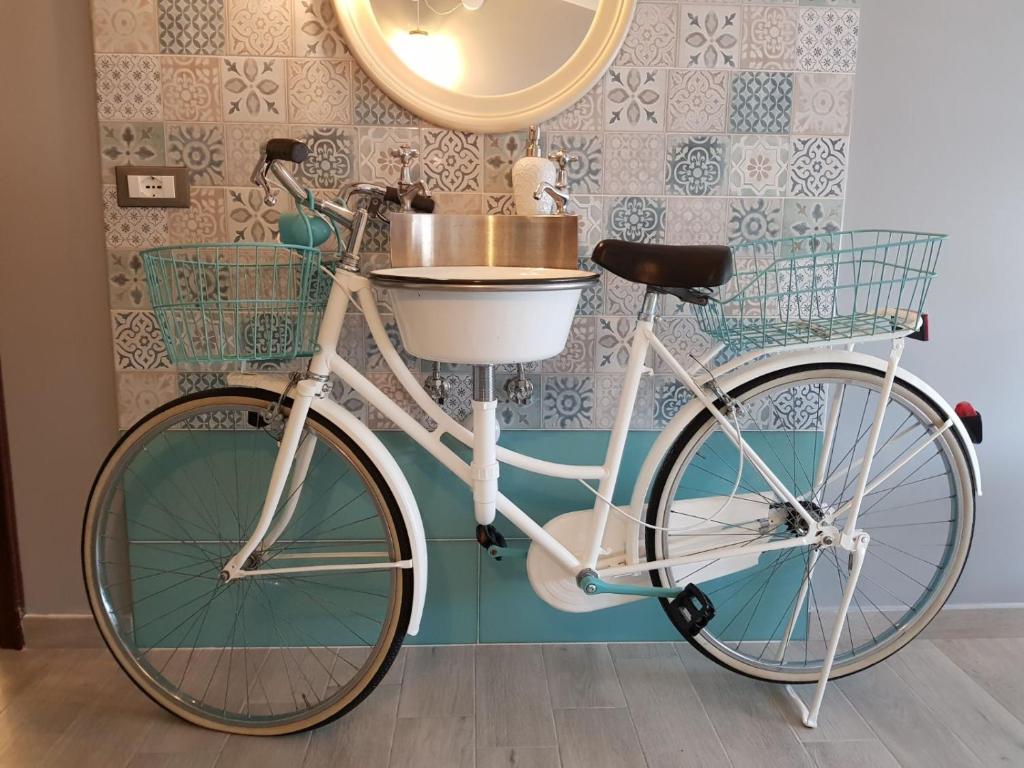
[198,154,985,730]
[213,262,979,726]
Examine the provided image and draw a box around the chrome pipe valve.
[423,362,449,405]
[504,364,534,405]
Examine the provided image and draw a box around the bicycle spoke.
[87,396,408,732]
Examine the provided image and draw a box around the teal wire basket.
[142,243,329,365]
[695,230,945,353]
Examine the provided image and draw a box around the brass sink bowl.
[388,213,579,270]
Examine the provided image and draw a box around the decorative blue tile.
[482,132,527,193]
[108,251,149,309]
[654,376,694,428]
[665,134,728,196]
[729,71,794,134]
[543,317,596,374]
[112,310,171,370]
[603,271,646,316]
[294,0,349,58]
[667,69,730,133]
[544,82,603,132]
[542,375,595,429]
[432,373,471,424]
[680,5,741,69]
[789,137,848,198]
[783,198,844,239]
[95,54,162,120]
[615,2,678,67]
[166,123,225,184]
[729,135,790,197]
[103,186,167,249]
[665,197,729,249]
[606,196,666,243]
[350,67,416,126]
[603,133,665,195]
[576,254,604,317]
[178,371,226,394]
[793,72,854,135]
[728,198,784,244]
[99,122,164,183]
[159,0,225,54]
[116,372,179,429]
[292,126,355,189]
[420,129,482,192]
[797,7,859,72]
[604,67,666,131]
[547,132,602,194]
[573,196,605,250]
[596,316,635,370]
[484,194,515,215]
[741,4,798,70]
[653,317,713,372]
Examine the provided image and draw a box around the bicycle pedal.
[477,524,517,561]
[669,584,715,638]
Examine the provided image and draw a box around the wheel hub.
[773,500,826,536]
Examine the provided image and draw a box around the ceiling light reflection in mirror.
[370,0,598,96]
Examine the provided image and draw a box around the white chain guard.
[526,510,643,613]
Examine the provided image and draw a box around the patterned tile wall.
[91,0,860,431]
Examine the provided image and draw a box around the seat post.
[638,289,660,323]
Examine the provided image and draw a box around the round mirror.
[334,0,636,133]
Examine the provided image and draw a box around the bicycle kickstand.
[784,532,871,728]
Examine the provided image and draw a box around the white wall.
[847,0,1024,603]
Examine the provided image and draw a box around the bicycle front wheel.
[83,388,413,735]
[646,363,975,683]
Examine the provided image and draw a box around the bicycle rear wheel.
[83,388,413,735]
[646,363,975,683]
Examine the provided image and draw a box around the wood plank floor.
[3,609,1023,767]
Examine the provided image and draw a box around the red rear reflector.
[955,402,977,419]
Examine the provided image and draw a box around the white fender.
[226,373,428,635]
[626,349,982,564]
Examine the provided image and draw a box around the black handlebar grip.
[383,186,435,213]
[410,194,436,213]
[265,139,309,164]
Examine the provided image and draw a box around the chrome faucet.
[390,144,431,211]
[534,148,576,214]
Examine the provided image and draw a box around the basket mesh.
[142,243,328,365]
[695,230,944,353]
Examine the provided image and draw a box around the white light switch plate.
[114,165,190,207]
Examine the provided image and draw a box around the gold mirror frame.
[333,0,637,133]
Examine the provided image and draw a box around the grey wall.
[846,0,1024,604]
[0,1,119,613]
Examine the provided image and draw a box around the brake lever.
[250,154,277,206]
[366,196,389,223]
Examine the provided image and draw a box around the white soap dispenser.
[512,125,556,215]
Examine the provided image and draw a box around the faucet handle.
[546,149,578,190]
[389,143,419,186]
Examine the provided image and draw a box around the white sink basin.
[369,266,598,364]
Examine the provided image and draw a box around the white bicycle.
[83,138,982,735]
